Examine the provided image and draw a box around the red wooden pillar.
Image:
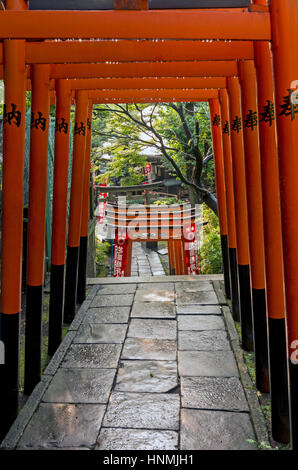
[24,64,51,395]
[254,39,290,442]
[270,0,298,450]
[64,90,88,324]
[219,89,240,321]
[125,240,133,277]
[0,0,27,441]
[227,77,254,352]
[176,239,185,276]
[48,79,71,356]
[77,101,93,303]
[238,60,269,393]
[209,98,231,300]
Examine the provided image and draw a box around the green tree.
[91,102,218,214]
[199,205,222,274]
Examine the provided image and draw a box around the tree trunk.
[201,191,218,215]
[187,183,218,215]
[188,186,200,207]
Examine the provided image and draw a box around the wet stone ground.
[130,242,165,277]
[5,278,257,450]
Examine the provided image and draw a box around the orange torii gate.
[0,39,255,64]
[63,88,220,330]
[0,0,266,426]
[0,0,297,451]
[105,204,200,277]
[0,0,270,434]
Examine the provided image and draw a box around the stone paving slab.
[178,330,231,351]
[128,319,177,340]
[115,360,178,393]
[74,323,128,344]
[134,289,175,303]
[178,350,239,377]
[83,307,130,324]
[91,294,134,307]
[175,281,213,292]
[131,301,175,318]
[97,284,137,295]
[177,315,225,331]
[62,344,122,369]
[180,409,257,450]
[42,369,116,404]
[17,403,106,449]
[176,290,219,305]
[177,304,221,315]
[88,274,224,284]
[122,338,177,361]
[151,262,163,271]
[103,392,180,430]
[2,276,263,451]
[96,428,179,450]
[137,282,175,290]
[181,376,249,411]
[130,243,165,277]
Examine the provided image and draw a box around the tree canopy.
[91,102,218,214]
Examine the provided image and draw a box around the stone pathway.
[1,276,258,450]
[130,242,165,277]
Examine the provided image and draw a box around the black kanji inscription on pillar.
[3,103,22,127]
[223,121,230,135]
[260,100,275,127]
[55,117,69,134]
[31,111,47,131]
[279,89,298,121]
[74,122,86,136]
[231,116,242,133]
[244,110,258,130]
[212,114,221,127]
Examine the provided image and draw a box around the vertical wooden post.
[219,89,240,321]
[125,240,133,277]
[77,101,93,303]
[48,80,71,356]
[24,64,50,395]
[0,0,27,441]
[170,239,178,275]
[175,239,184,276]
[168,239,175,275]
[173,240,181,275]
[270,0,298,449]
[179,237,186,276]
[209,99,231,300]
[180,238,187,276]
[227,77,254,352]
[64,90,88,324]
[238,60,270,393]
[254,39,290,443]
